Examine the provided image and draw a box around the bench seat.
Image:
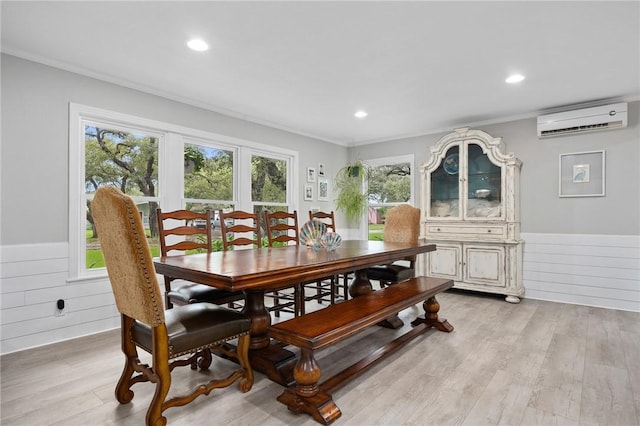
[270,276,454,425]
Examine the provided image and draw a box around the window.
[365,155,414,241]
[69,104,297,279]
[84,123,161,269]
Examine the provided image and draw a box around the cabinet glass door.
[430,144,460,218]
[466,142,502,218]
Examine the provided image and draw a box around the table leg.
[348,269,373,297]
[241,289,297,386]
[242,290,271,350]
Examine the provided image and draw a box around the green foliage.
[368,163,411,203]
[334,161,370,225]
[251,156,287,203]
[184,145,233,201]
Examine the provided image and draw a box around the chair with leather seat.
[264,210,305,315]
[156,208,244,310]
[308,210,350,302]
[366,204,421,287]
[219,209,300,317]
[92,186,253,426]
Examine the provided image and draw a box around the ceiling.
[2,1,639,146]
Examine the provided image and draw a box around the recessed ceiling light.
[187,39,209,52]
[505,74,525,84]
[354,110,368,119]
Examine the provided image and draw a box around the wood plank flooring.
[1,290,638,425]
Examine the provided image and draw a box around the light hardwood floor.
[1,290,639,425]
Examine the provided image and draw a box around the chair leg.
[147,324,172,426]
[236,334,254,392]
[298,284,306,316]
[273,291,280,318]
[115,315,138,405]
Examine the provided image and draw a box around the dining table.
[153,239,437,385]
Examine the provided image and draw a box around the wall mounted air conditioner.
[537,102,627,138]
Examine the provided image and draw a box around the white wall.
[0,54,347,354]
[1,53,638,355]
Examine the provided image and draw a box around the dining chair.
[219,209,299,317]
[308,210,350,302]
[264,210,304,316]
[366,204,420,287]
[92,186,253,426]
[156,208,244,310]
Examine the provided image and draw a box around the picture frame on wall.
[559,150,605,197]
[307,167,316,183]
[318,178,329,201]
[318,163,325,177]
[304,184,313,201]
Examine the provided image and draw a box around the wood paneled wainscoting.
[0,242,119,354]
[522,233,639,312]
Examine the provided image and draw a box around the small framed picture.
[318,178,329,201]
[307,167,316,183]
[559,150,605,197]
[304,184,313,201]
[318,163,326,177]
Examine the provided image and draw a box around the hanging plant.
[334,161,370,225]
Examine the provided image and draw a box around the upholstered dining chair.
[366,204,421,287]
[156,208,244,310]
[264,210,304,316]
[308,210,350,302]
[219,209,299,317]
[92,186,253,426]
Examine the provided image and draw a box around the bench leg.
[411,295,454,332]
[277,348,342,425]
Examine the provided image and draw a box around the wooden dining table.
[153,239,437,385]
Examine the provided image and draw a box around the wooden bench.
[269,276,454,425]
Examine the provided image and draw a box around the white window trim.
[68,103,298,282]
[362,154,415,240]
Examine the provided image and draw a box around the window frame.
[362,154,415,240]
[69,103,298,281]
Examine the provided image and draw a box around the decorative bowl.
[320,232,342,251]
[300,219,327,248]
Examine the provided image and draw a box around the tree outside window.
[366,160,412,241]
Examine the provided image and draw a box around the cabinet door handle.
[437,228,441,231]
[487,229,491,233]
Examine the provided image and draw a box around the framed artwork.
[307,167,316,183]
[318,178,329,201]
[559,150,605,197]
[318,163,326,177]
[304,184,313,201]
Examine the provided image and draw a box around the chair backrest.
[91,186,165,326]
[157,209,213,256]
[219,209,261,251]
[308,210,336,232]
[383,204,421,244]
[264,210,299,247]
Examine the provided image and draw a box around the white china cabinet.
[419,128,523,303]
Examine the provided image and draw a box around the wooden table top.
[153,240,436,292]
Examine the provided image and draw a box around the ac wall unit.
[537,102,627,138]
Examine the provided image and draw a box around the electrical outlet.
[55,299,65,317]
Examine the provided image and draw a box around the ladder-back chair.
[156,208,244,309]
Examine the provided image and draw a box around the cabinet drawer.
[427,225,505,238]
